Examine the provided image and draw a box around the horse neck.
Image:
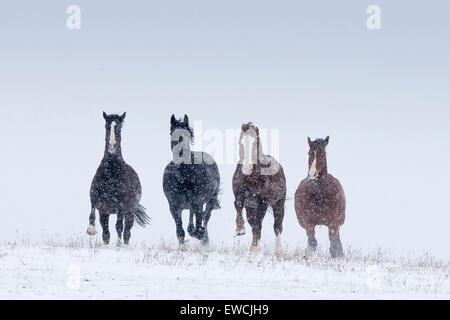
[103,144,124,163]
[256,136,268,166]
[317,157,328,179]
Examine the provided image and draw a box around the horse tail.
[212,185,222,210]
[134,204,151,227]
[211,195,221,210]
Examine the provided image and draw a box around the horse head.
[307,136,329,180]
[170,114,194,152]
[103,111,126,156]
[239,123,262,175]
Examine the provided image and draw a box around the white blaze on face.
[308,150,318,180]
[108,121,117,153]
[242,134,256,175]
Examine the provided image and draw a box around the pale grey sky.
[1,1,449,258]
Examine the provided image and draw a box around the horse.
[87,112,150,246]
[163,115,221,246]
[232,123,286,252]
[295,136,346,258]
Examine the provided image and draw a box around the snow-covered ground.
[0,234,448,300]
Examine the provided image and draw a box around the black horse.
[163,115,221,245]
[87,112,150,245]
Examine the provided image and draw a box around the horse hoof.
[308,238,318,250]
[187,225,195,237]
[330,251,344,259]
[194,227,205,240]
[116,239,123,247]
[250,245,259,252]
[236,224,245,236]
[103,241,109,246]
[86,225,97,236]
[330,245,344,259]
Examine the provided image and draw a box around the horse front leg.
[115,211,124,247]
[123,213,134,245]
[247,201,268,251]
[272,199,285,254]
[305,223,317,252]
[329,225,344,258]
[99,212,110,245]
[234,192,246,236]
[87,204,97,235]
[201,200,215,246]
[192,203,205,241]
[187,209,195,237]
[170,206,185,246]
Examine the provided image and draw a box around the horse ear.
[171,114,176,126]
[255,127,260,136]
[183,115,189,126]
[324,136,330,146]
[308,137,312,147]
[120,112,126,122]
[103,112,108,121]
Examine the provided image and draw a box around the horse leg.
[234,192,246,236]
[272,199,285,254]
[193,203,205,241]
[187,209,195,237]
[329,226,344,258]
[99,212,110,245]
[170,206,185,245]
[87,204,97,235]
[201,200,214,246]
[305,224,317,251]
[247,201,268,251]
[123,213,134,245]
[115,211,124,247]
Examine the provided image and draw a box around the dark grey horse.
[87,112,150,245]
[163,115,221,245]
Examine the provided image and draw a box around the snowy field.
[0,234,448,300]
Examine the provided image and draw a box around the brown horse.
[295,136,345,258]
[233,123,286,252]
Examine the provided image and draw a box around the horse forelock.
[105,114,125,123]
[171,118,194,141]
[313,139,327,148]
